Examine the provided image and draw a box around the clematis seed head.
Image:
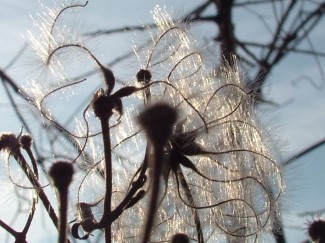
[19,134,33,150]
[308,219,325,242]
[0,132,19,154]
[49,161,74,191]
[92,89,112,119]
[138,103,177,147]
[136,69,152,83]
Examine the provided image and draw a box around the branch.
[234,0,283,7]
[0,68,93,166]
[239,40,325,57]
[283,138,325,166]
[213,0,236,65]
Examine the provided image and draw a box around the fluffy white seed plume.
[24,1,109,166]
[122,6,284,242]
[23,2,284,242]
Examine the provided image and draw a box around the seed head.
[308,219,325,242]
[136,69,152,83]
[49,161,74,191]
[138,103,177,147]
[19,134,33,150]
[92,89,115,120]
[0,132,19,154]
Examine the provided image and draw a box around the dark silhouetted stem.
[49,162,73,243]
[58,188,69,243]
[25,147,39,179]
[99,116,112,243]
[14,152,58,228]
[142,144,164,243]
[177,165,204,243]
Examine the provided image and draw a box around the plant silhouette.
[0,2,285,243]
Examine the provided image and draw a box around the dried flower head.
[138,103,177,147]
[19,134,33,150]
[308,219,325,242]
[0,132,19,154]
[49,161,74,191]
[110,6,284,242]
[21,2,284,242]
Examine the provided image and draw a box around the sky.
[0,0,325,242]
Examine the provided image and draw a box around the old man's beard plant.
[0,1,284,242]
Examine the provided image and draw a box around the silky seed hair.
[21,2,284,242]
[25,1,114,168]
[108,7,283,242]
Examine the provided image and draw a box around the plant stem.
[0,219,18,236]
[177,165,204,243]
[142,144,164,243]
[25,147,39,179]
[58,188,69,243]
[99,116,112,243]
[14,151,58,228]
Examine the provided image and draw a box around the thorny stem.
[98,116,112,243]
[142,144,164,243]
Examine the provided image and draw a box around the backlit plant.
[0,2,284,242]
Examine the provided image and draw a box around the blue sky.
[0,1,325,242]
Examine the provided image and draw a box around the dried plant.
[0,2,285,242]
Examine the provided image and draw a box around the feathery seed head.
[131,7,284,242]
[22,2,284,242]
